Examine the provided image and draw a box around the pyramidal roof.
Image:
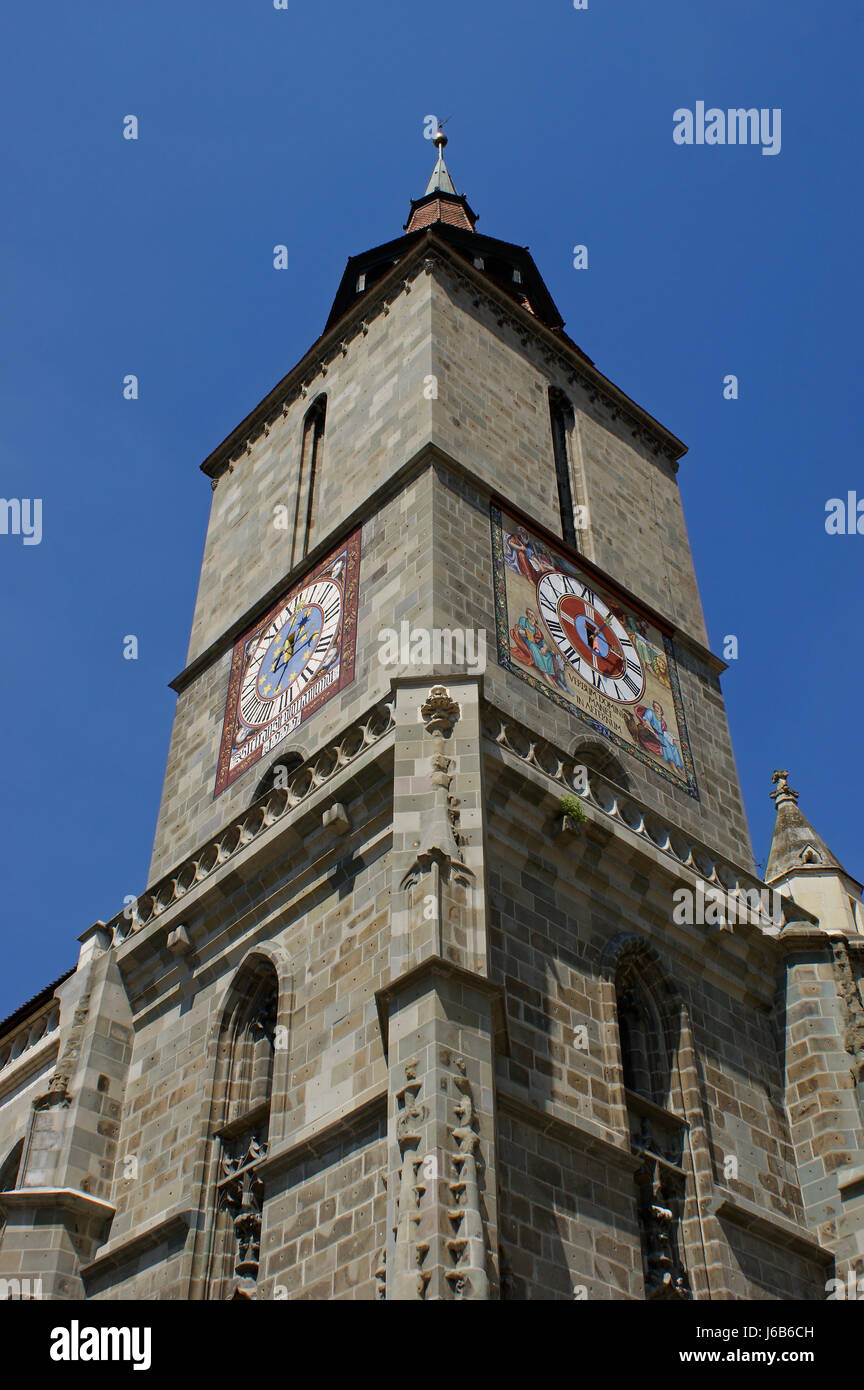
[765,770,850,883]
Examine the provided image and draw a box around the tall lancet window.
[205,961,278,1300]
[292,394,326,566]
[615,968,670,1109]
[614,951,691,1300]
[548,387,578,551]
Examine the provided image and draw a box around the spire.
[405,125,478,234]
[424,128,458,196]
[766,770,849,881]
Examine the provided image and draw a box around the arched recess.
[602,934,682,1111]
[570,737,631,792]
[252,748,306,802]
[600,934,692,1299]
[199,946,293,1301]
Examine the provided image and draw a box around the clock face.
[537,572,646,703]
[238,580,342,729]
[492,504,697,797]
[214,530,361,796]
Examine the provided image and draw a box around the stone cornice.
[496,1088,640,1172]
[0,1032,59,1103]
[0,1187,115,1224]
[481,700,820,950]
[708,1187,834,1263]
[255,1087,387,1180]
[80,1206,193,1279]
[374,955,509,1059]
[776,925,837,954]
[172,443,437,695]
[198,230,686,486]
[173,444,724,698]
[103,696,395,956]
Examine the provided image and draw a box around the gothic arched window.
[615,966,670,1108]
[612,946,690,1299]
[205,960,279,1301]
[293,394,327,564]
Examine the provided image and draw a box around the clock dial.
[237,579,343,731]
[493,505,696,796]
[537,571,646,704]
[214,530,361,797]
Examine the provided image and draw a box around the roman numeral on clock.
[240,694,270,726]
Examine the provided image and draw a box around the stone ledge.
[109,699,396,960]
[375,954,509,1058]
[837,1160,864,1197]
[256,1088,387,1180]
[80,1207,194,1279]
[0,1187,115,1224]
[708,1187,834,1263]
[0,1032,59,1103]
[777,926,835,952]
[497,1088,640,1172]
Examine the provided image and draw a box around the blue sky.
[1,0,860,1016]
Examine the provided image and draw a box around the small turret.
[766,770,863,933]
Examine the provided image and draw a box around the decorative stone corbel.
[166,923,193,957]
[322,803,351,836]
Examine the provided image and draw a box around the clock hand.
[591,609,617,641]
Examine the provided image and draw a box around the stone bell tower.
[1,132,862,1302]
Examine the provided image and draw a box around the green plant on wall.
[559,792,587,824]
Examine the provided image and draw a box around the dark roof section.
[199,230,685,483]
[0,968,74,1042]
[324,223,591,359]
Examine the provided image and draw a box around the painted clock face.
[238,579,342,730]
[537,571,646,703]
[214,529,361,797]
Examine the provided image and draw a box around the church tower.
[1,135,862,1302]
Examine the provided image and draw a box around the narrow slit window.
[548,387,578,551]
[293,394,327,565]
